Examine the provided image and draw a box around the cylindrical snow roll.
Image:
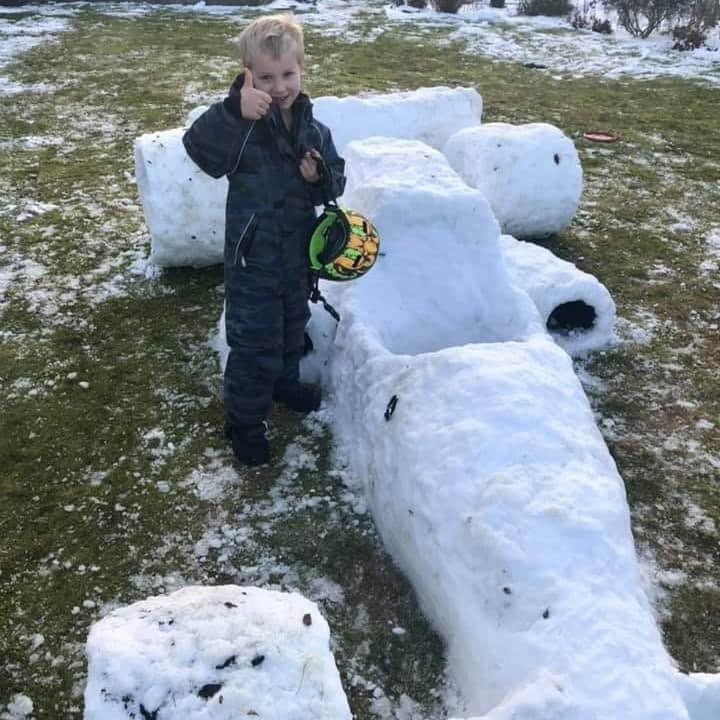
[443,123,582,240]
[500,234,615,355]
[134,128,226,268]
[313,85,482,155]
[84,585,352,720]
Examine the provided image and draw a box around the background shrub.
[677,0,720,32]
[592,16,614,30]
[430,0,465,12]
[666,0,720,49]
[672,22,707,46]
[490,0,506,8]
[603,0,693,37]
[406,0,429,7]
[518,0,572,15]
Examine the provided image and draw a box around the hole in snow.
[547,300,596,334]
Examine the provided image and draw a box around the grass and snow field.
[1,1,719,718]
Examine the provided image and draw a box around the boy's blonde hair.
[238,14,304,69]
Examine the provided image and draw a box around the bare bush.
[490,0,506,7]
[603,0,693,37]
[664,0,718,48]
[680,0,720,29]
[518,0,572,15]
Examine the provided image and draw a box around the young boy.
[183,14,346,466]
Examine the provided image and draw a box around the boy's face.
[249,50,303,113]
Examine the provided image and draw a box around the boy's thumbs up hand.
[240,69,272,120]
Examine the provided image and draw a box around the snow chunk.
[313,85,482,155]
[84,585,351,720]
[444,123,582,239]
[134,129,225,268]
[15,199,59,222]
[1,694,33,720]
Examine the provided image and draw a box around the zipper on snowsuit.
[233,213,257,267]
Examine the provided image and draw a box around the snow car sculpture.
[305,137,695,719]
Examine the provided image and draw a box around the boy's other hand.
[240,69,272,120]
[299,148,321,183]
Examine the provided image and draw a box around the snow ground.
[3,0,719,90]
[0,13,72,94]
[388,0,720,84]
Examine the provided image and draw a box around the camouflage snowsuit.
[183,74,346,428]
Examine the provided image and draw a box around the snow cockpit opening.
[547,299,597,335]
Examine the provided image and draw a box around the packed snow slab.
[676,672,720,720]
[84,585,351,720]
[500,234,615,354]
[135,128,225,268]
[443,122,582,239]
[313,85,482,156]
[338,137,543,352]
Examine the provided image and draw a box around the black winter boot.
[230,423,270,466]
[273,382,321,413]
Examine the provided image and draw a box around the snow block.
[500,234,615,355]
[83,585,351,720]
[134,128,226,268]
[676,673,720,720]
[313,85,482,155]
[322,139,690,720]
[338,137,543,353]
[443,123,582,239]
